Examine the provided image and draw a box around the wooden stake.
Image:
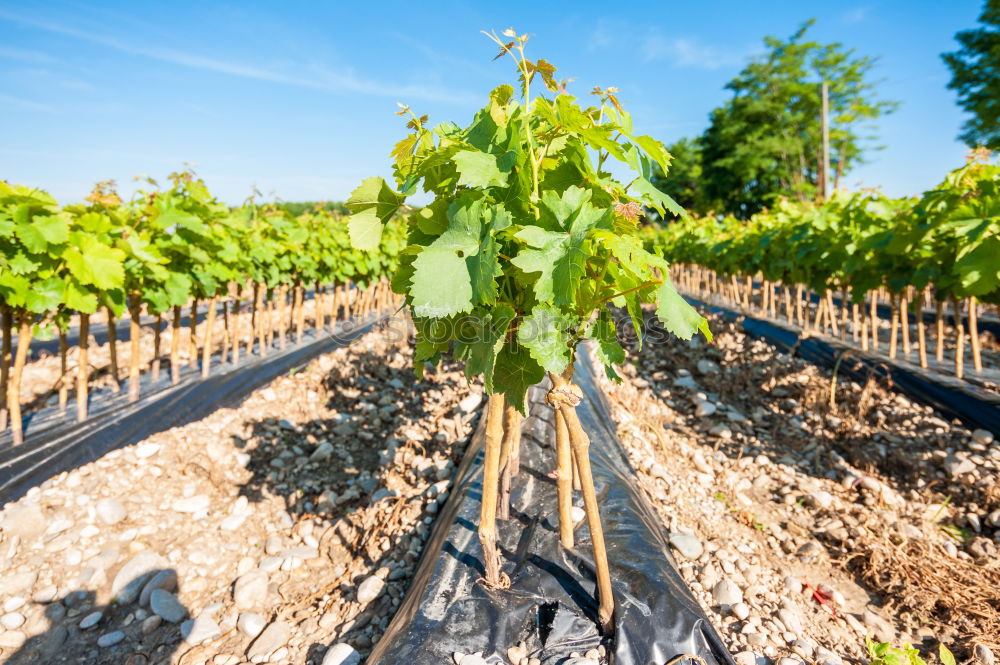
[128,298,142,402]
[0,305,9,431]
[278,285,288,350]
[201,295,218,379]
[870,294,879,351]
[563,404,614,634]
[188,299,198,367]
[889,295,899,359]
[295,284,305,343]
[953,297,965,379]
[497,404,523,521]
[935,298,945,362]
[479,393,508,589]
[555,407,574,548]
[917,288,928,369]
[77,313,90,422]
[968,296,982,372]
[58,328,69,412]
[106,306,121,392]
[170,305,182,385]
[152,313,162,381]
[8,312,32,445]
[901,289,911,355]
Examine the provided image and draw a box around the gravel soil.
[598,309,999,665]
[0,322,480,665]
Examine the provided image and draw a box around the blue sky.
[0,1,983,205]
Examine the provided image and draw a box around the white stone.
[356,575,385,604]
[95,498,128,525]
[238,612,266,638]
[322,643,362,665]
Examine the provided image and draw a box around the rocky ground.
[600,310,999,665]
[0,322,480,665]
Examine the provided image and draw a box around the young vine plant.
[348,29,711,632]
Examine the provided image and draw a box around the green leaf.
[64,235,126,290]
[63,278,98,313]
[939,645,955,665]
[15,213,68,252]
[346,177,405,250]
[348,210,385,252]
[453,150,509,188]
[25,277,63,313]
[518,304,573,374]
[631,177,687,218]
[410,247,473,317]
[8,252,39,275]
[655,277,712,341]
[492,342,545,414]
[588,309,625,380]
[461,305,515,391]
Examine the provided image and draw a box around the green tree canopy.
[943,0,1000,150]
[699,20,895,218]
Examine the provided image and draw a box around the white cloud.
[0,93,55,112]
[0,45,55,64]
[642,32,748,70]
[841,6,872,24]
[0,12,477,105]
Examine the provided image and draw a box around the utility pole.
[820,81,830,201]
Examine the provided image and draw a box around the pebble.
[219,514,248,531]
[310,441,334,461]
[974,645,994,665]
[111,550,167,604]
[734,652,759,665]
[457,654,488,665]
[1,611,26,629]
[0,630,27,649]
[695,401,717,417]
[571,506,586,524]
[777,658,803,665]
[98,631,126,647]
[3,597,25,613]
[139,569,178,607]
[807,491,834,509]
[246,620,289,660]
[696,359,720,375]
[182,614,222,644]
[731,602,750,620]
[79,611,104,630]
[1,503,46,540]
[971,429,994,446]
[1,570,37,596]
[95,498,128,525]
[943,455,976,478]
[238,612,267,638]
[150,589,188,623]
[357,575,385,604]
[172,494,211,513]
[322,643,362,665]
[777,608,803,633]
[233,570,269,609]
[32,585,58,604]
[712,578,743,606]
[141,615,162,634]
[458,394,482,413]
[134,442,161,458]
[668,532,704,560]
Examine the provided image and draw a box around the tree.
[943,0,1000,150]
[700,20,895,218]
[649,138,715,216]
